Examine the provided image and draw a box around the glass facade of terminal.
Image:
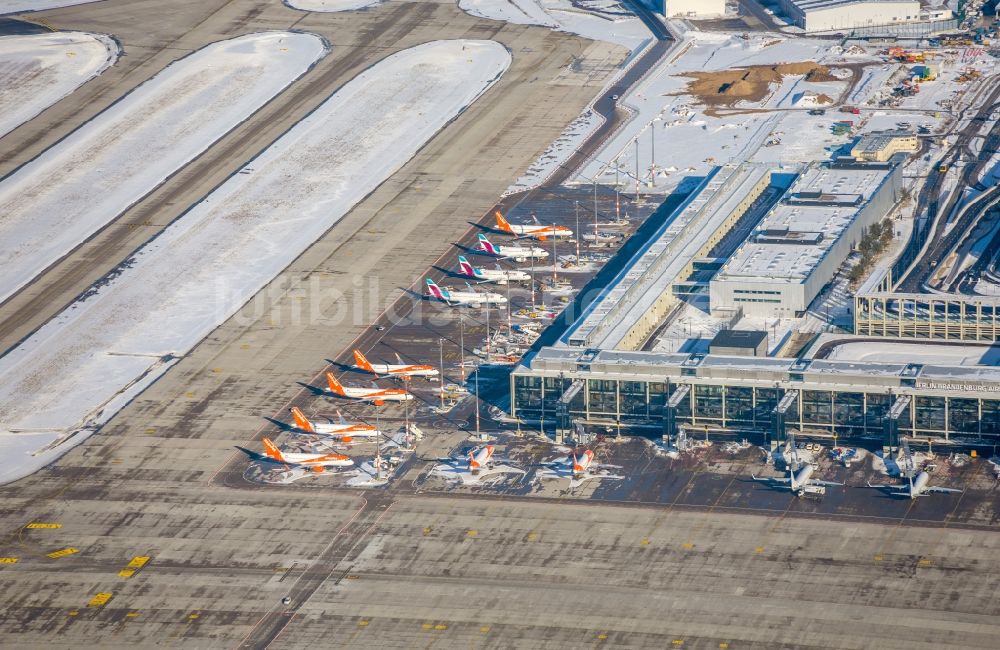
[513,375,1000,437]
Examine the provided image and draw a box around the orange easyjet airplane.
[236,437,353,472]
[494,210,572,240]
[287,406,380,443]
[324,372,412,405]
[352,349,438,378]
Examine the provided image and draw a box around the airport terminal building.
[511,347,1000,439]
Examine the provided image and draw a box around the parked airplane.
[352,349,438,378]
[571,449,594,476]
[287,406,379,442]
[494,211,572,240]
[477,233,548,262]
[468,444,495,472]
[236,437,353,472]
[424,278,507,308]
[324,372,412,404]
[867,440,961,499]
[457,255,530,285]
[753,462,842,497]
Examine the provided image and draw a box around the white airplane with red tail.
[287,407,380,443]
[324,372,412,405]
[352,349,438,378]
[468,444,495,472]
[457,255,529,285]
[494,211,572,240]
[236,437,353,472]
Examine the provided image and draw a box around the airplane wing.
[235,446,276,464]
[926,486,963,494]
[752,474,791,483]
[810,479,844,487]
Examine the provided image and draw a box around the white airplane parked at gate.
[477,234,548,262]
[324,372,413,405]
[494,211,573,240]
[753,462,843,497]
[537,449,623,486]
[286,406,380,442]
[237,437,353,472]
[424,278,507,308]
[457,255,530,285]
[352,349,438,379]
[867,440,962,499]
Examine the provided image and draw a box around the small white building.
[779,0,924,32]
[662,0,727,18]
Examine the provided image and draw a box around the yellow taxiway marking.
[526,532,537,541]
[480,626,490,633]
[874,554,883,562]
[597,633,608,640]
[918,558,931,567]
[146,427,156,434]
[189,612,200,620]
[0,557,17,564]
[88,592,113,607]
[754,546,764,554]
[672,640,684,646]
[358,620,369,626]
[68,610,79,616]
[466,529,477,537]
[423,527,432,536]
[26,523,61,529]
[118,568,136,578]
[422,623,433,630]
[719,643,730,649]
[682,542,694,550]
[126,612,140,618]
[47,548,79,559]
[128,556,150,568]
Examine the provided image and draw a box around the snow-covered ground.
[825,341,998,366]
[284,0,382,11]
[0,0,101,13]
[0,39,511,485]
[0,31,328,305]
[506,108,602,194]
[0,32,117,139]
[459,0,649,50]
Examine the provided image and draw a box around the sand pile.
[681,62,838,105]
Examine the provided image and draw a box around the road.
[895,82,1000,291]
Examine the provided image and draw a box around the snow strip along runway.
[0,31,328,305]
[0,39,510,484]
[0,32,118,139]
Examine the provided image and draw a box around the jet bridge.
[883,395,911,454]
[770,389,799,448]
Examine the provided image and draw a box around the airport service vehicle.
[477,234,548,262]
[468,445,495,472]
[352,349,438,378]
[287,406,379,442]
[494,211,572,240]
[457,255,530,285]
[324,372,412,405]
[424,278,506,308]
[237,437,353,472]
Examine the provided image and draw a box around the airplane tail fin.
[262,437,284,462]
[477,234,498,255]
[469,449,480,469]
[458,256,476,277]
[325,372,346,396]
[425,278,448,301]
[353,349,376,373]
[494,211,515,234]
[290,406,315,433]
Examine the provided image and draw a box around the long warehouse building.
[778,0,951,32]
